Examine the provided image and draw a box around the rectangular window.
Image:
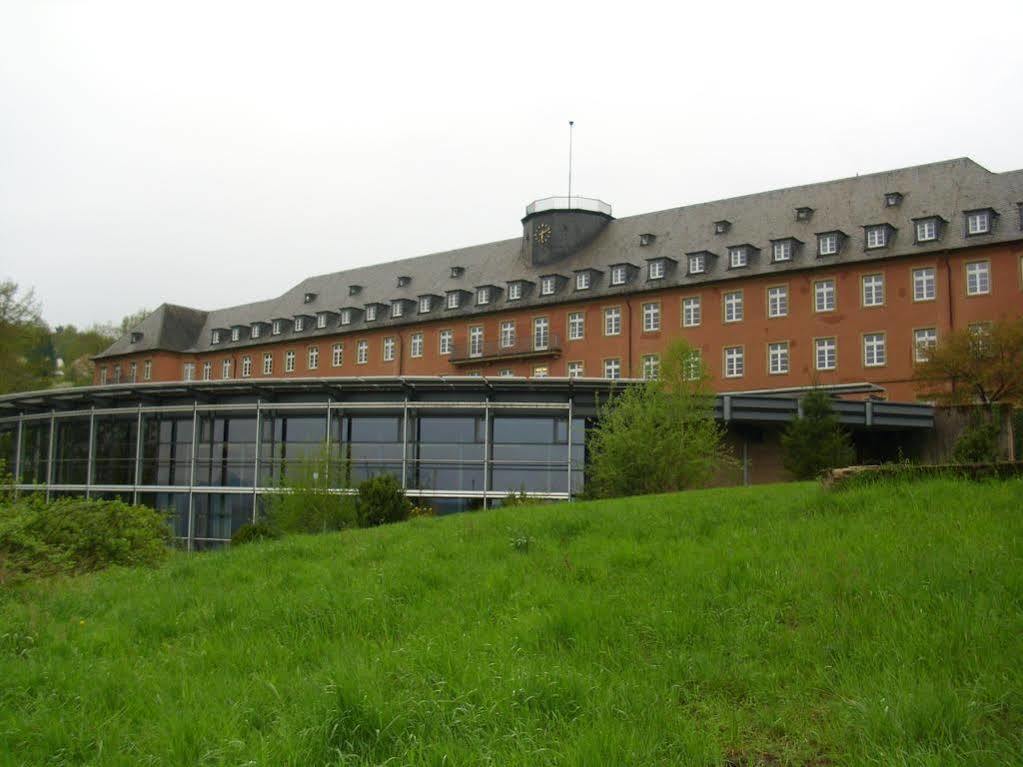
[476,287,490,305]
[272,320,282,335]
[127,361,137,382]
[863,333,886,367]
[500,321,516,348]
[642,354,660,379]
[383,337,396,361]
[499,368,515,377]
[682,296,701,327]
[540,276,556,295]
[419,296,432,313]
[507,282,522,300]
[913,267,936,301]
[410,333,423,358]
[143,360,152,381]
[567,361,584,377]
[231,327,240,341]
[308,346,319,369]
[391,302,403,318]
[532,365,549,378]
[183,363,195,381]
[966,261,991,295]
[688,253,706,274]
[604,306,621,336]
[866,225,888,249]
[814,279,836,312]
[211,330,221,345]
[332,343,343,367]
[533,317,549,350]
[294,317,304,332]
[728,247,747,268]
[202,362,212,380]
[818,232,839,256]
[967,211,990,235]
[772,240,792,262]
[684,349,702,381]
[568,312,584,340]
[610,265,627,285]
[113,365,121,383]
[815,338,837,371]
[284,351,295,373]
[340,309,351,326]
[723,290,744,323]
[642,302,661,332]
[862,273,885,306]
[724,346,744,378]
[439,330,453,355]
[648,260,665,280]
[317,313,327,329]
[357,340,369,364]
[575,271,591,290]
[767,285,788,318]
[252,324,262,339]
[468,327,483,358]
[447,292,461,309]
[241,356,252,377]
[262,353,273,375]
[221,359,230,379]
[914,328,937,362]
[603,358,621,379]
[768,342,789,375]
[916,219,938,242]
[365,305,378,321]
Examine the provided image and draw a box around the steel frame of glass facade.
[0,377,935,549]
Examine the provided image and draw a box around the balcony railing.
[524,197,612,217]
[449,334,562,364]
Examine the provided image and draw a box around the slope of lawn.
[1,479,1021,766]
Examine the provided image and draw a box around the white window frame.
[294,317,304,332]
[723,290,744,323]
[642,354,660,380]
[439,329,453,355]
[221,359,231,379]
[308,346,319,369]
[603,358,621,379]
[916,219,938,242]
[682,296,701,327]
[863,333,886,367]
[211,330,221,345]
[284,351,295,373]
[241,356,252,378]
[468,326,483,358]
[499,321,516,348]
[391,302,403,318]
[356,340,369,365]
[914,328,937,362]
[365,305,378,321]
[331,343,343,367]
[143,360,152,381]
[913,267,936,302]
[642,301,660,332]
[383,337,396,361]
[684,349,702,381]
[604,306,621,336]
[129,362,137,383]
[202,361,212,381]
[410,332,424,358]
[966,260,990,295]
[610,265,627,285]
[768,342,789,375]
[567,361,583,377]
[447,292,461,309]
[317,313,327,329]
[252,324,262,339]
[540,276,556,296]
[767,285,788,318]
[419,296,432,314]
[183,363,195,382]
[866,226,888,249]
[814,338,837,371]
[688,254,706,274]
[340,309,351,326]
[99,366,108,385]
[772,240,792,262]
[231,327,240,342]
[568,312,584,341]
[862,274,885,307]
[724,346,744,378]
[648,260,665,280]
[476,287,490,306]
[533,317,550,351]
[262,353,273,376]
[818,232,839,256]
[575,272,591,291]
[507,282,522,301]
[728,247,747,269]
[967,211,990,235]
[814,279,836,312]
[272,320,282,336]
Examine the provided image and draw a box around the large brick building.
[95,158,1023,401]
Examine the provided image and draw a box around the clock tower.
[522,196,613,267]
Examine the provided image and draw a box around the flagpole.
[568,120,574,206]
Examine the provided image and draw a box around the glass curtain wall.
[92,414,137,486]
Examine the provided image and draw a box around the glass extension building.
[0,376,934,549]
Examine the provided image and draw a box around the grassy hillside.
[2,480,1021,766]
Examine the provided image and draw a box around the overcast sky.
[2,0,1021,328]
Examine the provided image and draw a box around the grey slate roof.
[98,157,1023,359]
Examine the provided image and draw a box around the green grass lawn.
[2,479,1022,766]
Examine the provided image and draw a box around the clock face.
[536,223,551,245]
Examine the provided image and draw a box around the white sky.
[2,0,1021,327]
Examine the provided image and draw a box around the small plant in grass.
[781,389,856,480]
[356,473,411,527]
[408,502,435,518]
[230,521,281,546]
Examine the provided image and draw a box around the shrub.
[953,417,1001,464]
[265,452,358,534]
[231,521,281,546]
[0,496,170,583]
[781,390,856,480]
[408,503,435,519]
[357,474,411,527]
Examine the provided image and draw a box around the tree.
[0,280,53,394]
[51,323,119,387]
[780,389,856,480]
[914,318,1023,460]
[585,340,730,498]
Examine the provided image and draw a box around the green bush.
[265,453,358,534]
[0,496,170,583]
[357,474,411,527]
[781,390,857,480]
[953,417,1001,464]
[230,521,281,546]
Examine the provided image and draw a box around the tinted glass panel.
[18,420,49,485]
[92,415,137,485]
[53,418,90,484]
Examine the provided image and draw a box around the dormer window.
[771,239,794,262]
[865,224,890,249]
[365,305,378,321]
[272,320,283,336]
[914,217,942,243]
[130,331,143,344]
[446,291,461,309]
[450,266,464,278]
[316,313,328,329]
[540,276,556,296]
[391,301,403,318]
[251,324,262,339]
[728,246,748,269]
[688,253,707,275]
[348,285,361,296]
[340,309,352,326]
[610,265,627,286]
[648,259,665,280]
[397,275,411,287]
[795,207,814,222]
[303,292,316,304]
[714,220,731,234]
[884,192,903,207]
[575,271,591,290]
[418,296,432,313]
[294,317,304,332]
[211,330,221,344]
[507,282,523,300]
[639,233,656,246]
[476,287,490,305]
[231,327,240,342]
[817,231,842,257]
[965,209,994,236]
